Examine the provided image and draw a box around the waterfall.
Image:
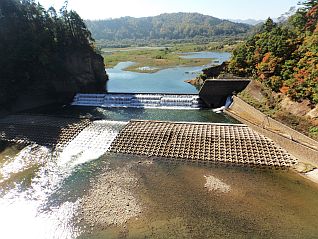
[72,93,206,109]
[0,120,126,239]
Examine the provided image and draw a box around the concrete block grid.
[109,121,298,168]
[0,115,92,148]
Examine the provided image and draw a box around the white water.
[72,93,204,109]
[0,121,126,239]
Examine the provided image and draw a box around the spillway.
[72,93,206,109]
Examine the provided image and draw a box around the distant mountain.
[86,12,252,41]
[228,19,265,26]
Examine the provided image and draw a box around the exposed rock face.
[280,98,312,117]
[64,50,108,93]
[186,62,241,88]
[8,50,108,112]
[307,106,318,119]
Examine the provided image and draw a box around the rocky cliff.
[7,50,108,112]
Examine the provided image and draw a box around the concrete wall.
[227,96,318,167]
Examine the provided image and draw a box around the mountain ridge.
[86,12,252,41]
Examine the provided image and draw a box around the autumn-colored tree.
[229,0,318,103]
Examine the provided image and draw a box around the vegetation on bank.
[103,42,237,72]
[104,48,210,73]
[96,36,244,49]
[0,0,101,108]
[228,0,318,105]
[239,81,318,140]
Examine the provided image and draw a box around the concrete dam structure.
[109,120,297,168]
[72,79,251,109]
[0,115,297,168]
[72,93,206,109]
[0,79,298,168]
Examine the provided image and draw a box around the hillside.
[226,0,318,139]
[0,0,107,112]
[86,12,252,42]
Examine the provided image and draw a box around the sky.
[37,0,300,20]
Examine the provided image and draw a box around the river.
[107,51,230,93]
[1,51,318,239]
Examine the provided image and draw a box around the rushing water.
[0,122,126,239]
[107,51,231,93]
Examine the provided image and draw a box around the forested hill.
[0,0,107,111]
[228,0,318,104]
[86,12,252,41]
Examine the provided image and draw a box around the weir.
[109,120,297,168]
[72,93,206,109]
[72,79,251,109]
[0,115,297,168]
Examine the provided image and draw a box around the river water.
[107,51,230,93]
[1,51,318,238]
[1,143,318,239]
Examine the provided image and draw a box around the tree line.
[228,0,318,104]
[86,12,252,42]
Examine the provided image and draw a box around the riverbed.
[1,144,318,239]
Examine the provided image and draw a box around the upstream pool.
[106,51,230,94]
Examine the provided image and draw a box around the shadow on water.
[0,114,90,147]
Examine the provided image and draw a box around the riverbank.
[226,96,318,184]
[238,80,318,141]
[104,47,211,73]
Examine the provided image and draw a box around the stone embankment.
[226,96,318,181]
[0,114,299,169]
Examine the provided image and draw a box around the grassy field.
[102,42,237,73]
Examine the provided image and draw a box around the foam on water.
[0,120,126,239]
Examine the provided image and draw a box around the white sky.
[37,0,300,20]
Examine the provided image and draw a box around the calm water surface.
[107,51,230,93]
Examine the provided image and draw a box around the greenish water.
[27,105,240,124]
[1,142,318,239]
[1,49,317,238]
[58,154,318,239]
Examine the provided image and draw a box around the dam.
[109,120,296,167]
[72,93,206,109]
[0,115,297,168]
[2,88,318,239]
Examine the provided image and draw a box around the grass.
[102,42,236,73]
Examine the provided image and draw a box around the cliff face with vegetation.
[0,0,107,111]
